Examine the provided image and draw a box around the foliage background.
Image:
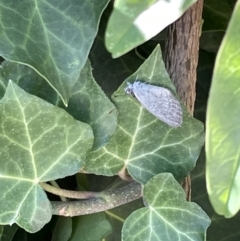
[0,0,239,240]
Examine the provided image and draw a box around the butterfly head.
[125,82,134,95]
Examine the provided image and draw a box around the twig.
[49,181,67,201]
[40,182,103,199]
[50,182,142,216]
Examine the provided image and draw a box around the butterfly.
[125,81,183,127]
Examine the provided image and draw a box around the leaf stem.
[50,182,142,216]
[49,181,67,201]
[40,182,103,199]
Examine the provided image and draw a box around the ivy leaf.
[51,217,72,241]
[105,0,197,58]
[89,6,143,97]
[0,0,109,105]
[0,60,117,150]
[85,45,204,184]
[203,0,232,31]
[59,60,118,150]
[122,173,211,241]
[0,81,93,232]
[206,0,240,218]
[0,61,58,104]
[68,213,112,241]
[0,225,18,241]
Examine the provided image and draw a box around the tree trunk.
[164,0,204,200]
[164,0,204,114]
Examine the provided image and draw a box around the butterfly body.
[125,81,182,127]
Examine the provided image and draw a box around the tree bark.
[164,0,204,200]
[164,0,204,115]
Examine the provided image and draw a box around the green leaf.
[0,61,58,105]
[0,0,110,105]
[203,0,233,31]
[122,173,211,241]
[0,225,18,241]
[200,0,234,53]
[105,0,197,58]
[0,60,117,150]
[89,5,143,97]
[206,0,240,218]
[68,213,112,241]
[11,229,27,241]
[51,217,72,241]
[85,45,204,184]
[200,30,225,53]
[59,60,118,150]
[0,81,93,232]
[192,149,240,241]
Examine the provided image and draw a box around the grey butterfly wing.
[132,82,182,127]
